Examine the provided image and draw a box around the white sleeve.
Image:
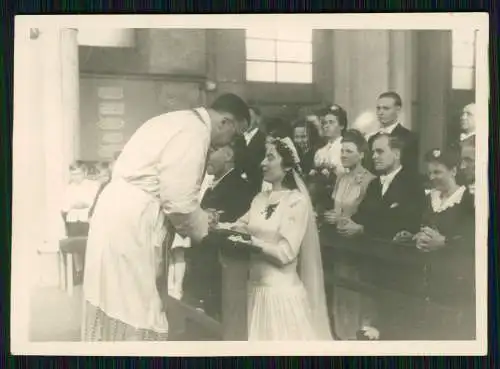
[158,124,210,242]
[158,126,207,215]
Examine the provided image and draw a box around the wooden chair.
[59,236,87,296]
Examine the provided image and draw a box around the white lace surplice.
[236,190,318,340]
[83,108,211,336]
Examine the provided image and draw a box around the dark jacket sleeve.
[399,175,426,234]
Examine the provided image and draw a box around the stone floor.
[29,284,83,342]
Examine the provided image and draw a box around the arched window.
[451,29,476,90]
[245,28,313,84]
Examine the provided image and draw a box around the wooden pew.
[162,230,254,341]
[320,226,476,340]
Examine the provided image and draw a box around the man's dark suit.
[184,169,255,319]
[351,167,426,339]
[365,124,419,176]
[352,167,425,239]
[233,129,267,198]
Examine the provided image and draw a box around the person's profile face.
[460,104,476,133]
[293,126,308,151]
[215,112,240,147]
[341,141,363,169]
[206,148,226,176]
[261,144,286,184]
[372,136,396,173]
[376,97,400,126]
[427,161,456,192]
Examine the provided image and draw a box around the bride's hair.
[273,140,301,190]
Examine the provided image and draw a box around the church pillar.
[331,30,391,127]
[389,30,415,130]
[331,30,416,131]
[39,27,80,253]
[415,31,452,167]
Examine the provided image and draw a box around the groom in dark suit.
[338,133,426,340]
[184,145,254,318]
[341,134,425,240]
[365,92,419,176]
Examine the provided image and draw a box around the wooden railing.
[163,227,476,341]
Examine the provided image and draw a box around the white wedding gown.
[234,189,319,340]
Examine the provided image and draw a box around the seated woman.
[61,161,100,279]
[218,137,332,341]
[402,148,475,340]
[322,130,377,340]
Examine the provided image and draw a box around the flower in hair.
[278,137,301,166]
[433,149,441,158]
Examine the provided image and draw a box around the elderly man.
[459,103,476,147]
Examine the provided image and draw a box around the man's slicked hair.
[378,91,403,107]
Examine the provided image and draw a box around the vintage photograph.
[11,14,488,356]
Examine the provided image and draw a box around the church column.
[389,30,415,130]
[331,30,391,127]
[40,27,80,253]
[415,31,452,168]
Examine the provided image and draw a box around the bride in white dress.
[220,137,333,340]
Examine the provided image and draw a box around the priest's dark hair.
[210,93,251,126]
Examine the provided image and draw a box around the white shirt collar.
[244,127,259,145]
[460,131,476,141]
[430,186,467,213]
[379,120,401,134]
[327,136,342,147]
[379,166,403,195]
[211,168,234,189]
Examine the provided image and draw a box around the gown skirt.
[247,279,316,341]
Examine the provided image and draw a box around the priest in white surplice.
[82,94,250,341]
